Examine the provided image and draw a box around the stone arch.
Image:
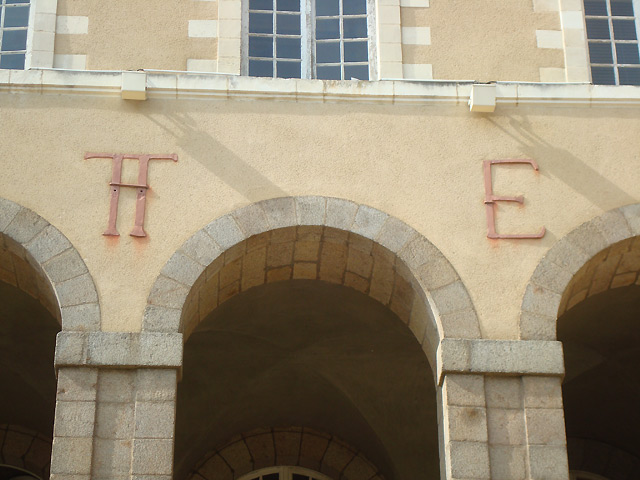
[188,427,383,480]
[0,197,100,331]
[520,203,640,340]
[144,196,480,368]
[0,424,52,480]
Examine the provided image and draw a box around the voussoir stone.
[56,273,99,307]
[325,197,358,230]
[295,196,326,225]
[232,203,269,237]
[0,198,22,232]
[375,215,415,253]
[4,207,49,244]
[619,203,640,235]
[142,305,181,332]
[204,214,246,250]
[261,197,297,229]
[43,247,89,284]
[351,205,388,240]
[179,229,222,267]
[160,251,205,287]
[24,225,72,264]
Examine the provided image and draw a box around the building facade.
[1,0,640,479]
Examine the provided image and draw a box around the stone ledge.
[55,332,183,369]
[2,69,640,106]
[437,339,564,384]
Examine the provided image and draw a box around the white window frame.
[237,466,334,480]
[25,0,57,69]
[240,0,378,80]
[582,0,640,85]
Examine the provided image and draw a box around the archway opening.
[558,237,640,480]
[0,235,60,479]
[172,225,442,480]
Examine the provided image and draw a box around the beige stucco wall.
[49,0,570,81]
[0,89,638,337]
[55,0,218,70]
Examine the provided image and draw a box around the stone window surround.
[220,0,402,78]
[25,0,57,69]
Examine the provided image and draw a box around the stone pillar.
[437,339,568,480]
[51,332,182,480]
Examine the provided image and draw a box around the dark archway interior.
[559,285,640,471]
[175,280,439,480]
[0,281,58,436]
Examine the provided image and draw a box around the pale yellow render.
[0,0,639,480]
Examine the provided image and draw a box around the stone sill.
[1,68,640,107]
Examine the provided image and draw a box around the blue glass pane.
[344,41,368,61]
[586,18,611,39]
[589,42,613,63]
[4,6,30,28]
[276,60,301,78]
[316,0,339,16]
[249,36,273,57]
[610,0,634,16]
[344,0,367,15]
[0,53,25,69]
[584,0,607,15]
[1,30,27,51]
[616,43,639,63]
[250,12,273,34]
[249,59,273,76]
[249,60,273,77]
[317,65,341,79]
[591,65,616,83]
[619,66,640,84]
[249,0,272,10]
[6,0,30,3]
[277,13,300,34]
[612,19,637,39]
[316,18,339,39]
[277,0,299,12]
[343,17,367,38]
[276,37,301,58]
[344,64,369,80]
[316,41,340,63]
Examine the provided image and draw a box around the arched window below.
[238,466,334,480]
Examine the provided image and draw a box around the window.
[584,0,640,85]
[243,0,375,80]
[0,0,30,69]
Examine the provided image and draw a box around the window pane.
[343,17,367,38]
[316,18,339,39]
[250,12,273,34]
[249,0,273,10]
[263,474,280,480]
[589,41,614,63]
[616,42,639,63]
[4,6,30,28]
[316,0,339,16]
[344,0,367,15]
[610,0,635,16]
[1,30,27,51]
[0,53,25,69]
[344,64,369,80]
[277,60,300,77]
[584,0,608,15]
[619,66,640,84]
[586,18,611,39]
[276,37,301,58]
[344,41,368,61]
[249,59,274,76]
[316,41,340,63]
[277,13,300,35]
[612,19,637,39]
[591,65,616,83]
[317,65,341,79]
[277,0,299,12]
[6,0,30,3]
[292,475,309,480]
[249,36,274,57]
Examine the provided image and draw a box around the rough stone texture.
[4,207,49,244]
[53,401,96,438]
[0,198,21,231]
[142,305,181,332]
[522,376,563,409]
[55,332,183,368]
[204,214,245,250]
[438,339,565,381]
[447,406,488,442]
[56,368,98,402]
[135,369,177,402]
[352,205,388,240]
[43,247,88,284]
[374,215,415,253]
[50,437,93,475]
[262,197,297,229]
[447,441,491,479]
[442,374,486,407]
[56,273,99,307]
[180,229,223,267]
[489,445,527,480]
[325,198,358,230]
[147,275,190,309]
[528,445,570,480]
[486,408,526,446]
[134,402,175,438]
[24,225,73,264]
[232,203,269,237]
[519,312,555,341]
[61,303,101,332]
[485,377,522,409]
[295,196,326,225]
[525,408,566,446]
[160,251,205,287]
[131,439,174,474]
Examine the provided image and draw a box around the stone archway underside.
[0,197,100,331]
[146,197,480,367]
[520,204,640,340]
[188,427,383,480]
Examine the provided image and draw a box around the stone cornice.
[1,69,640,107]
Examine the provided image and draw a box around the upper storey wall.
[46,0,572,82]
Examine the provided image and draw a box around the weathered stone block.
[525,408,566,445]
[95,402,134,439]
[375,215,415,253]
[262,197,296,229]
[352,205,388,240]
[160,251,205,287]
[180,229,223,267]
[325,198,358,230]
[528,445,570,480]
[0,198,21,232]
[485,377,522,409]
[3,207,48,244]
[447,406,488,442]
[447,441,491,479]
[54,401,96,437]
[233,203,269,237]
[57,367,98,401]
[204,214,245,250]
[61,303,100,331]
[57,273,99,307]
[131,439,174,475]
[487,408,526,446]
[295,196,326,225]
[147,275,190,309]
[142,305,181,332]
[523,376,563,409]
[134,402,175,438]
[50,437,93,475]
[136,369,177,402]
[489,445,527,480]
[443,374,485,407]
